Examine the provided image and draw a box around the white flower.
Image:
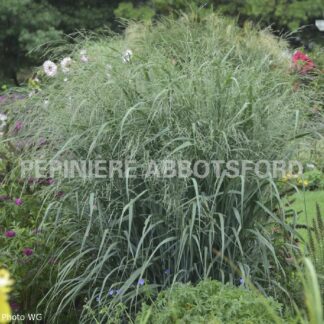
[60,57,72,73]
[282,50,291,58]
[306,163,315,170]
[122,49,133,63]
[44,99,49,107]
[0,113,7,131]
[0,113,7,122]
[106,64,112,78]
[80,50,89,63]
[80,55,89,63]
[64,77,68,82]
[43,60,58,77]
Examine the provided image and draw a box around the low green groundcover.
[135,279,294,324]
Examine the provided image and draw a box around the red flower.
[292,50,315,74]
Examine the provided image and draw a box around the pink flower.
[23,248,33,256]
[5,230,16,238]
[292,50,315,74]
[15,198,23,206]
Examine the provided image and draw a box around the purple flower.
[37,178,54,186]
[5,230,16,238]
[10,302,20,311]
[15,140,28,150]
[23,247,33,256]
[14,121,23,132]
[15,198,23,206]
[164,269,171,275]
[0,96,7,104]
[108,289,115,296]
[47,178,55,185]
[38,138,47,146]
[239,278,244,285]
[12,93,25,100]
[55,191,64,198]
[28,177,36,184]
[138,278,145,286]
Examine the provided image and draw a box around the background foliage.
[0,0,323,85]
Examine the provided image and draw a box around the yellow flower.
[0,269,13,324]
[0,294,10,324]
[286,173,292,179]
[297,178,309,187]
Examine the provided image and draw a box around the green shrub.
[11,14,315,322]
[135,279,292,324]
[303,170,324,190]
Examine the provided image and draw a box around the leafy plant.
[135,279,292,324]
[303,170,324,190]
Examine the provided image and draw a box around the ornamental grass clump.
[11,14,315,322]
